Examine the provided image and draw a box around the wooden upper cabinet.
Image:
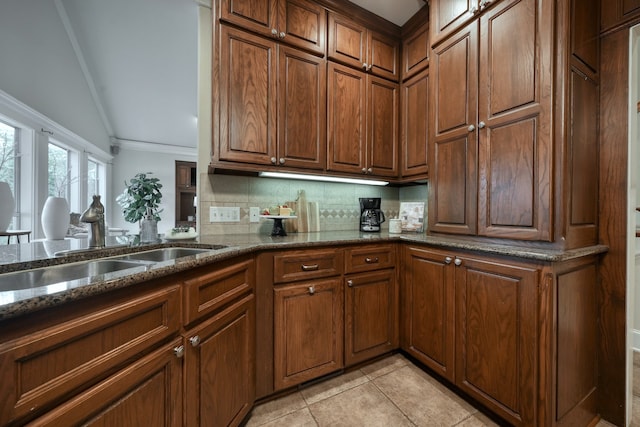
[278,46,327,170]
[601,0,640,32]
[428,21,478,235]
[218,26,277,165]
[477,0,551,241]
[328,12,400,81]
[327,62,367,175]
[572,0,599,72]
[218,25,325,170]
[401,67,429,179]
[430,0,479,46]
[402,20,430,81]
[429,0,551,241]
[219,0,326,55]
[327,62,399,178]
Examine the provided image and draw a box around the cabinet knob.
[365,256,379,264]
[308,286,315,295]
[454,258,462,266]
[467,124,475,132]
[363,63,368,70]
[301,263,319,271]
[189,335,201,347]
[347,279,354,287]
[271,28,278,37]
[271,157,277,164]
[279,32,286,39]
[279,157,285,165]
[367,167,373,174]
[362,168,368,174]
[478,121,486,129]
[174,345,185,358]
[470,6,478,14]
[444,256,452,264]
[367,64,373,71]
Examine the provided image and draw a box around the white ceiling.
[57,0,425,150]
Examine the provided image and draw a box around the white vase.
[0,182,15,232]
[41,197,70,240]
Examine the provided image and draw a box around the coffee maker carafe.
[359,197,385,232]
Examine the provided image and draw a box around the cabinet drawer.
[183,258,254,325]
[344,245,395,273]
[0,285,181,426]
[273,249,343,284]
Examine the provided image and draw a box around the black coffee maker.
[359,197,385,232]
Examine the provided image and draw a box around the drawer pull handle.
[308,286,315,295]
[365,257,379,264]
[454,258,462,266]
[174,345,185,358]
[347,279,354,287]
[301,264,319,271]
[444,257,452,264]
[189,335,201,347]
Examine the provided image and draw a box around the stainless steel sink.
[0,259,149,291]
[115,247,214,262]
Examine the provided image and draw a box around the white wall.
[0,0,110,152]
[110,145,196,234]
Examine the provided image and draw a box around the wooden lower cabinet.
[184,293,255,427]
[401,246,455,381]
[28,338,183,427]
[344,269,398,366]
[274,278,344,390]
[455,256,538,426]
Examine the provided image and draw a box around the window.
[0,120,20,229]
[48,142,70,199]
[87,157,106,202]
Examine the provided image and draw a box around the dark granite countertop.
[0,232,608,321]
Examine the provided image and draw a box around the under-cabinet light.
[258,172,389,186]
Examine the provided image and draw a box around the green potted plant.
[116,172,163,224]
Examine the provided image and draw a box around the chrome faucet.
[80,195,106,249]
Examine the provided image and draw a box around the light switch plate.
[209,206,240,222]
[249,207,260,223]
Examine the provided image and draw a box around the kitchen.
[0,0,634,426]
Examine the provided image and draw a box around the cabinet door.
[220,0,278,39]
[278,46,326,170]
[476,0,551,241]
[428,21,478,235]
[281,0,327,55]
[401,67,429,178]
[219,26,277,165]
[402,21,429,80]
[455,256,538,426]
[401,247,455,381]
[327,62,367,174]
[185,294,255,427]
[29,339,183,427]
[367,75,399,177]
[176,161,195,188]
[367,30,400,81]
[274,278,343,390]
[344,269,398,366]
[430,0,480,46]
[327,12,367,70]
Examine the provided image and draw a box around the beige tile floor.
[245,353,627,427]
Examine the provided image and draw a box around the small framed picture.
[400,202,425,232]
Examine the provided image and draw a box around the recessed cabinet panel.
[219,26,277,164]
[368,31,400,81]
[430,0,478,46]
[278,47,326,169]
[402,22,429,80]
[328,13,367,67]
[220,0,276,34]
[484,0,536,116]
[368,76,399,177]
[455,257,537,426]
[401,68,429,177]
[327,63,366,174]
[282,0,327,55]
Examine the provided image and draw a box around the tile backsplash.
[198,174,428,235]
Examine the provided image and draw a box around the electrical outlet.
[209,206,240,223]
[250,207,260,223]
